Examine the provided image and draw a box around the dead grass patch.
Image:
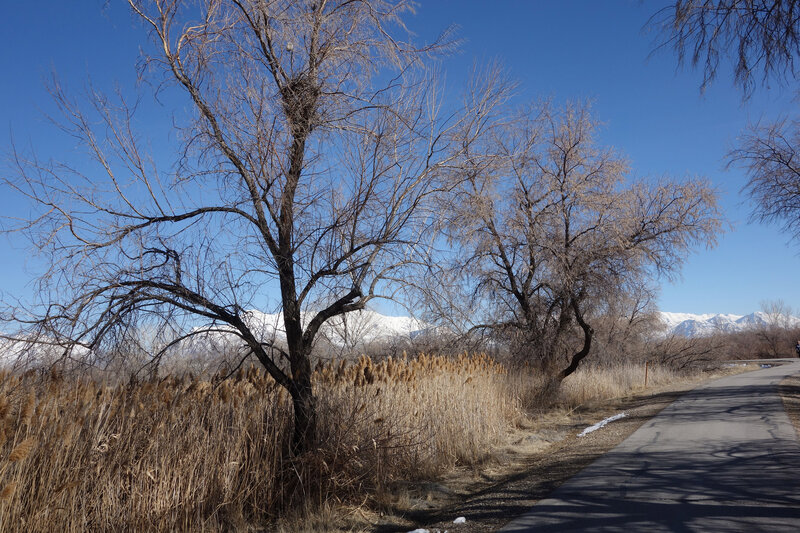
[0,357,752,532]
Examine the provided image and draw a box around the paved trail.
[500,361,800,532]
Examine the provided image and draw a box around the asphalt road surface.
[499,360,800,532]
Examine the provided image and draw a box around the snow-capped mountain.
[0,309,431,369]
[659,311,800,337]
[240,308,429,345]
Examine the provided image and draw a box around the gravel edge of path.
[779,371,800,441]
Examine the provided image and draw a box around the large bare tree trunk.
[559,299,594,380]
[289,354,317,455]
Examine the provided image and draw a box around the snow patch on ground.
[578,412,627,437]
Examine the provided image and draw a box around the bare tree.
[440,101,722,381]
[2,0,499,454]
[651,0,800,96]
[762,298,794,327]
[319,309,380,357]
[591,276,664,365]
[652,1,800,244]
[756,298,795,355]
[729,118,800,241]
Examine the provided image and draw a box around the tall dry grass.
[558,362,682,408]
[0,353,520,531]
[0,354,696,531]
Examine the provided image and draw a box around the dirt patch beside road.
[780,372,800,439]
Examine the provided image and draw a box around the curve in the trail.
[499,360,800,532]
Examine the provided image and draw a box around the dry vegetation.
[0,353,703,532]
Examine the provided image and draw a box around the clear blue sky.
[1,1,797,316]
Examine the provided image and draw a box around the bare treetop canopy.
[653,0,800,96]
[653,1,800,247]
[427,101,722,380]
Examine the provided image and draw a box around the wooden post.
[644,361,649,389]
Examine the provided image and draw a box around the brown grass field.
[0,354,694,532]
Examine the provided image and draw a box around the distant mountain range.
[243,309,800,341]
[238,309,429,346]
[5,309,797,368]
[658,311,800,337]
[0,309,431,369]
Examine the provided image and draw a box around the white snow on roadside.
[405,517,464,532]
[577,412,627,437]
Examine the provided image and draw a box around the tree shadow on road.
[375,376,800,532]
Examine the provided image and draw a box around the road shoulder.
[780,370,800,439]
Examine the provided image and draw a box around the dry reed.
[0,354,691,531]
